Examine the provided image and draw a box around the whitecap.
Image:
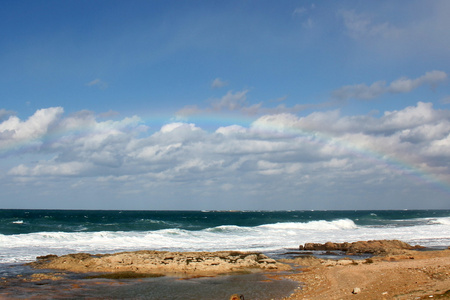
[258,219,358,231]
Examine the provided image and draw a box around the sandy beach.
[1,240,449,299]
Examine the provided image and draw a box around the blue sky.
[1,0,450,210]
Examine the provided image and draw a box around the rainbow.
[170,112,450,196]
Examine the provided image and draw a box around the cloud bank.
[1,102,450,209]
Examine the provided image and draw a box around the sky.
[1,0,450,210]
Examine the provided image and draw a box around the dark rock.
[299,240,423,255]
[36,254,58,261]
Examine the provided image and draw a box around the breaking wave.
[1,216,449,264]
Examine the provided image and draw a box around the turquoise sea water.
[1,209,449,264]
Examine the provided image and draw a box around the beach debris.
[352,287,361,294]
[229,294,244,300]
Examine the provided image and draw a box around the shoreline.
[1,240,449,299]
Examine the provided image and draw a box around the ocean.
[1,209,449,299]
[1,209,449,265]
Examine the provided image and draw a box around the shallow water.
[0,249,380,299]
[0,270,298,300]
[94,273,298,300]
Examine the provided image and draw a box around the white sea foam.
[258,219,358,230]
[427,217,450,225]
[0,218,449,264]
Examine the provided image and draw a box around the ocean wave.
[390,216,450,227]
[136,218,181,226]
[258,219,358,231]
[201,219,358,234]
[0,216,449,264]
[427,217,450,225]
[205,225,253,233]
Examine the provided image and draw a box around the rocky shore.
[281,240,450,299]
[28,250,290,277]
[8,240,449,299]
[298,239,425,255]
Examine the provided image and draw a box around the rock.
[299,240,423,255]
[28,250,290,276]
[36,254,58,261]
[352,287,361,294]
[28,273,66,282]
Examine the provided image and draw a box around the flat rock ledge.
[299,239,424,255]
[28,250,290,276]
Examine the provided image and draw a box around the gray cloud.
[211,90,249,111]
[0,109,15,122]
[332,70,447,101]
[175,89,322,119]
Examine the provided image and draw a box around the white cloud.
[0,107,63,151]
[337,3,450,61]
[333,70,447,101]
[251,113,301,133]
[216,125,247,136]
[211,78,228,89]
[293,7,307,16]
[9,161,88,176]
[86,78,108,89]
[160,122,199,133]
[293,5,315,28]
[380,102,440,130]
[3,102,450,209]
[338,9,402,40]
